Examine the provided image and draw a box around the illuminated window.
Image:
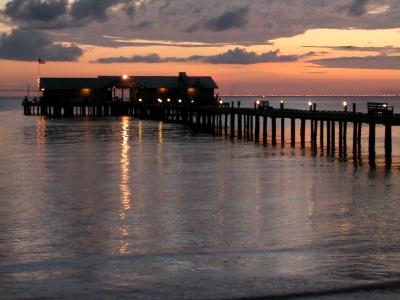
[187,88,197,95]
[81,88,91,96]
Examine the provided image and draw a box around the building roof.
[132,76,218,89]
[41,77,117,90]
[41,73,218,90]
[98,73,218,89]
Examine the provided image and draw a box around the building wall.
[41,87,216,105]
[42,89,112,104]
[41,90,78,104]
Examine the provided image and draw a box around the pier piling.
[22,101,399,166]
[327,120,331,155]
[263,116,268,145]
[272,117,277,145]
[385,124,392,166]
[300,118,305,148]
[255,115,260,143]
[320,120,324,152]
[339,121,343,158]
[291,118,295,146]
[230,113,235,139]
[331,121,336,157]
[238,114,242,139]
[369,122,376,166]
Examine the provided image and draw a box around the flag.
[38,58,46,64]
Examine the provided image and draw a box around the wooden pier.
[23,101,400,167]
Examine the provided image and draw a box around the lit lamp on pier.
[280,100,284,110]
[343,100,348,112]
[308,101,313,111]
[158,98,162,103]
[122,74,129,80]
[255,100,261,109]
[219,99,224,106]
[178,99,182,103]
[167,98,171,103]
[138,98,142,102]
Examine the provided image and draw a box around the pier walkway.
[23,101,400,166]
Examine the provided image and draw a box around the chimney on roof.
[178,72,188,83]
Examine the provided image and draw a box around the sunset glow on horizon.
[1,0,400,95]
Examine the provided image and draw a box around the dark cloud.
[187,6,249,33]
[95,47,315,64]
[67,0,399,47]
[70,0,130,22]
[124,2,136,17]
[196,48,316,64]
[1,0,73,29]
[3,0,68,22]
[1,0,400,48]
[310,55,400,69]
[100,35,246,48]
[304,45,400,55]
[0,29,83,61]
[1,0,132,29]
[340,0,371,16]
[130,20,153,30]
[201,48,299,64]
[204,6,249,31]
[97,53,164,63]
[185,22,201,33]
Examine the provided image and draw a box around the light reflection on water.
[119,117,131,255]
[1,98,400,299]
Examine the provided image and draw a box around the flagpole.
[37,58,46,97]
[37,59,40,94]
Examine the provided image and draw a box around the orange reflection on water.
[135,121,144,174]
[157,122,164,173]
[120,225,129,236]
[158,121,164,144]
[119,240,128,255]
[119,117,131,255]
[36,116,46,152]
[138,120,143,143]
[120,116,131,217]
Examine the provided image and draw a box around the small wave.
[228,280,400,299]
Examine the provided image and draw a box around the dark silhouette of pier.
[22,101,399,167]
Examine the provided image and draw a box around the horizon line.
[1,91,400,98]
[220,94,400,97]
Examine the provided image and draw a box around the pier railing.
[22,101,400,167]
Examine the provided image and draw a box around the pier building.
[39,72,218,105]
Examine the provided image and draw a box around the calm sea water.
[1,97,400,299]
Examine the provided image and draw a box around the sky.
[0,0,400,95]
